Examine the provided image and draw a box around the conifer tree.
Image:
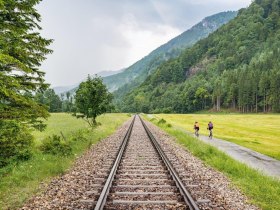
[0,0,53,128]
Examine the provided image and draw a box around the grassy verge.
[0,113,130,209]
[151,114,280,160]
[145,116,280,210]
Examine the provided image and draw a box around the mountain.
[103,11,237,96]
[96,69,124,77]
[53,84,78,95]
[121,0,280,113]
[52,69,123,95]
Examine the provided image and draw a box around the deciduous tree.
[75,75,113,127]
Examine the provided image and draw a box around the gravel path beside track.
[21,117,259,210]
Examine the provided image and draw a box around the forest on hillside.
[104,11,237,98]
[119,0,280,114]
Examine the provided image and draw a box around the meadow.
[151,114,280,160]
[0,113,130,209]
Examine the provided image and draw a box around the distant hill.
[121,0,280,113]
[103,11,237,100]
[53,84,78,95]
[97,69,124,77]
[52,69,123,95]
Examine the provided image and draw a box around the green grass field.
[150,114,280,160]
[0,113,130,209]
[145,115,280,210]
[32,113,89,144]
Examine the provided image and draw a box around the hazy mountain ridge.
[53,84,78,95]
[153,11,237,54]
[103,11,237,94]
[52,69,123,95]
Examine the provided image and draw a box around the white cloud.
[120,16,181,65]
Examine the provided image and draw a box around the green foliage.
[0,0,52,127]
[40,135,72,156]
[61,91,75,112]
[35,88,62,112]
[121,0,280,114]
[158,118,167,124]
[0,121,33,167]
[75,75,113,127]
[150,117,157,122]
[70,130,89,142]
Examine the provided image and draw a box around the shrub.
[167,123,172,127]
[70,130,88,142]
[40,135,72,156]
[158,118,167,124]
[162,107,172,113]
[0,120,33,167]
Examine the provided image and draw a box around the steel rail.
[139,115,200,210]
[94,115,136,210]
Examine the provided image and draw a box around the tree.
[213,78,222,111]
[35,89,62,112]
[0,120,33,167]
[0,0,52,166]
[75,75,113,127]
[0,0,53,128]
[61,91,74,112]
[194,87,210,110]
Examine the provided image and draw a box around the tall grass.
[0,113,130,209]
[147,117,280,210]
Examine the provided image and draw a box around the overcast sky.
[37,0,252,87]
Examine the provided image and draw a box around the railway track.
[22,115,259,210]
[93,115,199,210]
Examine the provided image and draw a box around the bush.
[40,135,72,156]
[70,130,88,142]
[0,120,33,167]
[158,118,167,124]
[167,123,172,127]
[162,107,172,113]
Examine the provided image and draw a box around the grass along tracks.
[0,113,130,210]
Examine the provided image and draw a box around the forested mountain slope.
[121,0,280,113]
[103,11,237,95]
